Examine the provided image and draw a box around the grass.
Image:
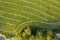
[0,0,60,40]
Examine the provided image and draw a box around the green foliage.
[16,25,57,40]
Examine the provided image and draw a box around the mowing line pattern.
[21,0,60,16]
[0,0,60,32]
[1,0,59,20]
[0,21,16,26]
[0,10,30,19]
[0,1,58,19]
[19,0,59,19]
[0,1,48,21]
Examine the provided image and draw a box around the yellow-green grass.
[0,0,60,33]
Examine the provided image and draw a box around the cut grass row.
[28,0,60,13]
[43,0,60,8]
[0,22,16,31]
[19,1,60,20]
[0,11,30,22]
[0,0,60,32]
[0,1,60,20]
[0,6,48,21]
[0,1,60,21]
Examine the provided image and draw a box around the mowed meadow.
[0,0,60,40]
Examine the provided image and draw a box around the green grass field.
[0,0,60,40]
